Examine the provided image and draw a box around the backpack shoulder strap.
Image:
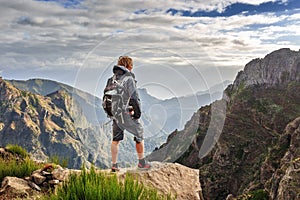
[113,74,131,88]
[112,74,117,82]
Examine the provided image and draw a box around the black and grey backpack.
[102,75,126,118]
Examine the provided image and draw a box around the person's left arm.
[126,77,141,119]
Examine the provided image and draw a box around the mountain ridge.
[8,77,229,137]
[233,48,300,89]
[148,48,300,199]
[1,75,229,169]
[0,77,112,168]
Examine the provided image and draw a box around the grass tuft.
[47,166,174,200]
[5,144,29,158]
[0,145,42,183]
[48,154,69,168]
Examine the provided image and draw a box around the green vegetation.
[28,93,40,109]
[0,157,40,183]
[1,145,172,199]
[47,166,173,200]
[6,143,29,158]
[21,90,27,97]
[236,83,251,101]
[280,71,290,83]
[251,98,282,116]
[237,189,269,200]
[236,146,244,160]
[0,145,42,183]
[48,154,69,168]
[224,80,245,108]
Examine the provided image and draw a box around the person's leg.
[117,115,150,169]
[111,120,124,171]
[135,139,151,169]
[135,140,144,160]
[111,141,120,164]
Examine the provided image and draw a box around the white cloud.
[0,0,299,98]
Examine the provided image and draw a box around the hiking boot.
[138,159,151,170]
[111,163,120,172]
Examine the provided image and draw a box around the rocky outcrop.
[199,49,300,199]
[265,117,300,200]
[0,176,38,200]
[0,161,202,200]
[126,162,203,200]
[0,163,80,200]
[233,48,300,89]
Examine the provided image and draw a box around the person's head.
[118,56,133,71]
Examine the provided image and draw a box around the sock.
[139,158,145,166]
[112,163,118,168]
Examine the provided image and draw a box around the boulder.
[126,162,203,200]
[52,167,70,181]
[31,173,46,185]
[0,176,36,200]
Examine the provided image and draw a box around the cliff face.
[0,78,111,168]
[148,48,300,199]
[200,83,300,199]
[233,48,300,89]
[265,117,300,199]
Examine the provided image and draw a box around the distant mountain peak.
[233,48,300,90]
[0,77,21,101]
[0,78,97,168]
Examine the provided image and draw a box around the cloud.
[36,0,84,8]
[0,0,299,98]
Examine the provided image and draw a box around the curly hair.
[118,56,133,70]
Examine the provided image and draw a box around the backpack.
[102,75,127,118]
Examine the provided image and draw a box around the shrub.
[48,154,68,168]
[5,144,29,158]
[48,166,173,200]
[237,189,269,200]
[0,152,42,183]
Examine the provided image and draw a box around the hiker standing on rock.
[103,56,151,172]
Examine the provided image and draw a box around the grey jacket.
[104,65,141,119]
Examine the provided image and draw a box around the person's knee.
[134,137,143,144]
[112,141,120,145]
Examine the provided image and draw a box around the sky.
[0,0,299,99]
